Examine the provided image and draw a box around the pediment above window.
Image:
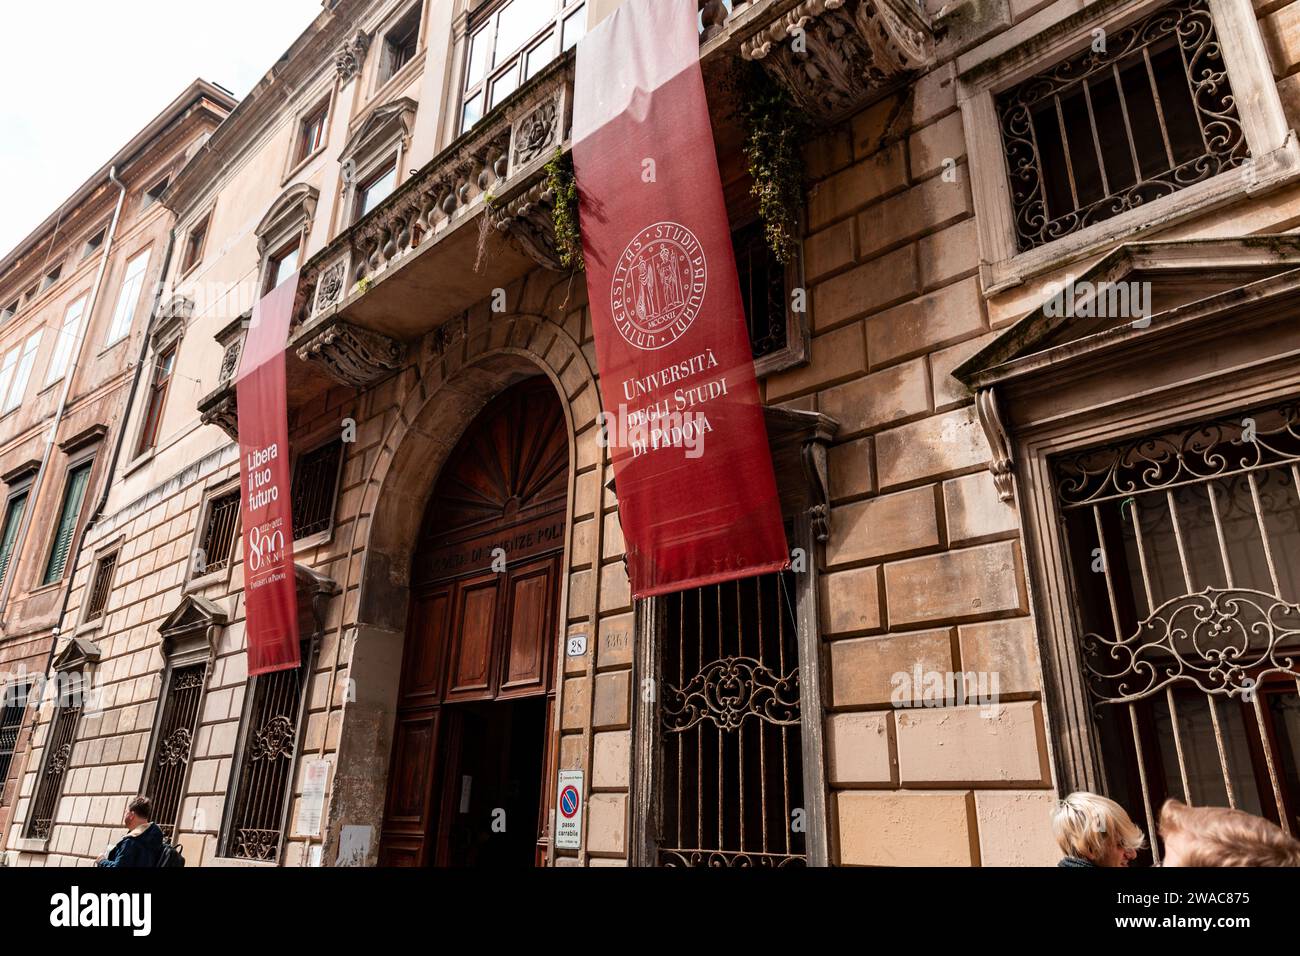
[339,97,417,169]
[159,593,229,667]
[52,636,102,673]
[256,182,320,255]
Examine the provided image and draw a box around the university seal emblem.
[610,221,707,351]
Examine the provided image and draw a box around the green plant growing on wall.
[545,149,585,272]
[732,61,806,264]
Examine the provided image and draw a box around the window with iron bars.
[196,489,240,578]
[994,0,1249,253]
[25,682,84,840]
[291,439,343,540]
[1054,400,1300,860]
[0,681,32,804]
[733,220,790,362]
[144,663,207,843]
[83,551,118,622]
[222,653,308,862]
[652,571,806,866]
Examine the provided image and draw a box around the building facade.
[4,0,1300,867]
[0,82,234,852]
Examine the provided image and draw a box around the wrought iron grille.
[226,659,306,862]
[995,0,1248,252]
[25,693,83,840]
[198,490,240,576]
[1054,401,1300,859]
[655,571,806,866]
[291,440,342,540]
[733,221,789,360]
[0,682,32,803]
[145,664,207,843]
[83,551,118,621]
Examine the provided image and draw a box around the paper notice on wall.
[294,758,330,836]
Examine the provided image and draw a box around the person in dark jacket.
[95,796,164,868]
[1052,791,1146,867]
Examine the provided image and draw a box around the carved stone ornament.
[336,30,371,82]
[491,181,564,271]
[295,319,406,389]
[975,387,1015,503]
[198,387,239,441]
[512,98,560,168]
[741,0,933,126]
[432,314,468,356]
[315,258,349,313]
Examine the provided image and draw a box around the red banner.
[235,275,299,675]
[573,0,787,597]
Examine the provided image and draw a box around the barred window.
[144,664,207,842]
[0,681,32,803]
[995,0,1248,252]
[25,679,84,840]
[291,439,343,540]
[653,571,806,866]
[83,551,118,622]
[223,655,309,862]
[1054,401,1300,857]
[196,489,240,577]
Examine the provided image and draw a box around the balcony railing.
[231,0,933,406]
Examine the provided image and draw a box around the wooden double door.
[378,378,568,867]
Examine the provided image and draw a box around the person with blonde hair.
[1052,791,1146,867]
[1159,799,1300,866]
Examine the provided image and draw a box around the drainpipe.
[0,167,129,626]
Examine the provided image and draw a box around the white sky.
[0,0,326,256]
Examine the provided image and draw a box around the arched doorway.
[378,376,569,866]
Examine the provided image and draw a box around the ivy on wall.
[546,150,585,272]
[731,61,807,265]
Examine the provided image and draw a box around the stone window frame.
[288,429,347,551]
[730,211,811,379]
[179,206,215,279]
[255,183,320,294]
[956,0,1300,296]
[334,98,417,234]
[184,476,243,593]
[366,0,428,108]
[630,407,837,867]
[124,305,187,475]
[283,88,338,184]
[74,535,124,634]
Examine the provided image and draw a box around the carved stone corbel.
[491,181,564,272]
[198,386,239,442]
[800,420,835,542]
[741,0,934,126]
[975,387,1015,503]
[295,318,405,389]
[336,30,371,83]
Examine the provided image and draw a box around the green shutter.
[42,463,91,585]
[0,491,28,587]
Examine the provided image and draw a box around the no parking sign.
[555,770,583,850]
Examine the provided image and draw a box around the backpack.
[157,839,186,868]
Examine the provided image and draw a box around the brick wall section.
[766,51,1059,866]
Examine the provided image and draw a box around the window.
[995,0,1247,253]
[291,439,343,539]
[105,249,151,346]
[40,264,61,291]
[461,0,584,132]
[1,331,43,414]
[181,214,210,275]
[1053,402,1300,852]
[354,160,397,221]
[378,4,422,85]
[0,681,32,803]
[0,302,16,323]
[83,550,118,622]
[296,99,330,164]
[142,177,169,209]
[25,678,84,839]
[144,663,207,842]
[650,572,807,866]
[135,342,177,457]
[195,488,240,577]
[0,489,28,587]
[264,239,301,295]
[733,221,790,361]
[223,654,309,861]
[82,229,105,259]
[46,294,87,387]
[43,460,93,585]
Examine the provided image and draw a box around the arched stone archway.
[321,310,603,865]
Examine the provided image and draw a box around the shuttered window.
[43,461,92,585]
[0,490,29,587]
